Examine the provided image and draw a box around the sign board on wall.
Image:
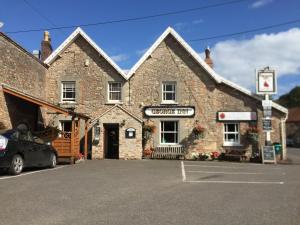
[217,112,257,121]
[144,106,195,117]
[256,69,277,94]
[125,128,136,139]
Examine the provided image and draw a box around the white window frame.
[160,120,179,145]
[108,82,122,103]
[61,81,76,102]
[223,123,241,146]
[162,82,177,104]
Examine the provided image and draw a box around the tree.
[277,86,300,108]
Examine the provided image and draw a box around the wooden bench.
[151,146,185,160]
[225,150,248,161]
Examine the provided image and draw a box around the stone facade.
[0,28,288,160]
[91,105,142,159]
[0,33,47,130]
[128,34,286,159]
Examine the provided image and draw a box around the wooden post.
[84,119,88,159]
[77,118,80,156]
[71,118,75,164]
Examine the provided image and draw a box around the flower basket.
[246,126,260,143]
[193,124,205,139]
[143,121,156,141]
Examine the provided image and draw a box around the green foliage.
[277,86,300,108]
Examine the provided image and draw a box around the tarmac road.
[0,148,299,225]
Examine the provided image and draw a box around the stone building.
[0,32,47,131]
[0,27,288,161]
[286,107,300,147]
[43,27,288,160]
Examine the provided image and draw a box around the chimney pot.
[44,31,50,42]
[204,47,213,68]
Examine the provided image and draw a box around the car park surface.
[0,148,299,225]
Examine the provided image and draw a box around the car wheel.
[49,153,57,168]
[9,154,24,175]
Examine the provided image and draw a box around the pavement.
[0,148,299,225]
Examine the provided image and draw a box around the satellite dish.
[0,22,4,29]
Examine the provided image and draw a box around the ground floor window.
[224,123,240,146]
[60,121,72,133]
[160,121,178,144]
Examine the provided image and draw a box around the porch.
[2,84,90,163]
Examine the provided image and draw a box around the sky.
[0,0,300,97]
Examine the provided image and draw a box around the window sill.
[223,143,243,147]
[105,101,123,105]
[158,144,182,147]
[59,101,77,104]
[160,102,179,105]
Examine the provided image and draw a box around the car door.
[21,131,44,166]
[32,137,50,166]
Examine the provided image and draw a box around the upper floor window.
[224,123,240,146]
[162,82,176,103]
[62,81,76,102]
[108,82,122,102]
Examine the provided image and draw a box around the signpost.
[256,67,277,164]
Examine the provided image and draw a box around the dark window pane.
[227,124,236,132]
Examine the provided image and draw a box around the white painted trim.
[90,104,143,124]
[181,161,186,182]
[44,27,127,80]
[126,27,287,114]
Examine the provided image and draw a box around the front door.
[104,124,119,159]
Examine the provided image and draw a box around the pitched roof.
[90,104,143,124]
[127,27,288,114]
[0,32,48,68]
[44,27,127,79]
[287,107,300,122]
[1,84,89,120]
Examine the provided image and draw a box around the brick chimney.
[41,31,52,61]
[204,47,213,68]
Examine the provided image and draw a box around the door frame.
[103,123,119,159]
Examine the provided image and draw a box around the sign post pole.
[256,67,277,164]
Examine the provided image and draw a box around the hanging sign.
[217,112,257,121]
[262,119,272,131]
[144,106,195,117]
[262,146,276,164]
[256,68,277,94]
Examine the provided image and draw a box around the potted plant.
[193,124,205,139]
[211,151,220,160]
[143,147,154,158]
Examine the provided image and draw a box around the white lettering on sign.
[218,112,257,121]
[145,107,195,117]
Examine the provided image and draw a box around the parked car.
[0,129,57,175]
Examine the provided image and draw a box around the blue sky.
[1,0,300,97]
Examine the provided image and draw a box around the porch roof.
[1,84,90,120]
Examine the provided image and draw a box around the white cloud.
[111,54,129,62]
[174,22,187,31]
[192,19,204,25]
[203,28,300,92]
[251,0,273,8]
[136,48,148,56]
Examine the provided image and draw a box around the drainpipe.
[281,113,288,160]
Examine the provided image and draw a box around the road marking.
[184,180,284,184]
[186,170,286,175]
[184,164,282,170]
[181,161,186,182]
[0,166,66,180]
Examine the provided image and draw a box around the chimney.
[204,47,213,68]
[41,31,53,61]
